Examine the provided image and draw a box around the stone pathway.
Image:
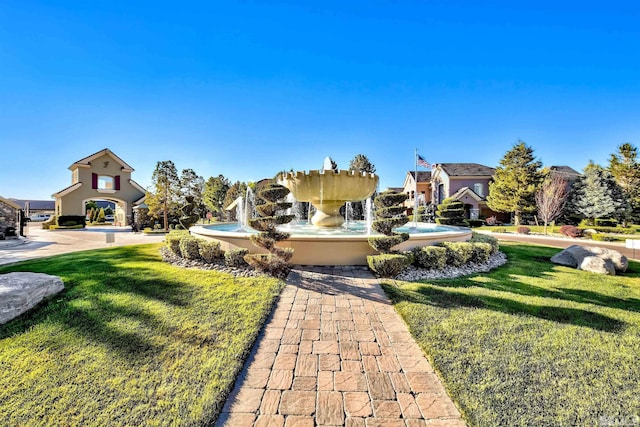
[216,266,465,427]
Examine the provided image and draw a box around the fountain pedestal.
[278,170,378,228]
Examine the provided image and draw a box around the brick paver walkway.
[216,266,466,427]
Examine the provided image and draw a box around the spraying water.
[365,197,374,235]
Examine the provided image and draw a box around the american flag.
[417,154,430,168]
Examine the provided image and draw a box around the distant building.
[52,148,146,226]
[10,199,55,215]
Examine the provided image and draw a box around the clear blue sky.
[1,1,638,200]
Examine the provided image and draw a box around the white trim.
[53,182,82,197]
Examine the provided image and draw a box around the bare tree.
[535,173,568,235]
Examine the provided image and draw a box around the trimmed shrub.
[179,236,201,260]
[517,226,531,235]
[402,250,415,267]
[591,234,615,242]
[464,219,485,228]
[57,215,86,227]
[435,198,465,226]
[165,230,189,254]
[413,246,447,270]
[582,226,635,235]
[367,254,408,277]
[559,225,583,238]
[492,227,507,233]
[41,216,57,230]
[368,234,410,253]
[595,218,618,227]
[225,248,249,267]
[441,242,474,267]
[470,233,499,254]
[470,242,493,264]
[198,240,223,263]
[368,191,409,255]
[245,182,295,276]
[243,253,290,278]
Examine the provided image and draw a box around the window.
[473,183,484,197]
[98,176,114,190]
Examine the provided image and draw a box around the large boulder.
[0,272,64,325]
[550,245,628,275]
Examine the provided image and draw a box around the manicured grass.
[0,244,283,426]
[475,224,640,236]
[382,242,640,427]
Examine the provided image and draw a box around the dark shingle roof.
[550,166,581,180]
[9,199,55,210]
[440,163,495,176]
[409,171,432,182]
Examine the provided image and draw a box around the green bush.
[198,240,223,263]
[436,198,465,226]
[165,230,188,254]
[470,242,493,264]
[591,233,616,242]
[57,215,86,227]
[368,233,409,253]
[580,226,636,235]
[595,218,618,227]
[402,250,415,267]
[243,253,290,278]
[492,227,507,233]
[464,219,484,228]
[367,254,408,277]
[41,216,57,230]
[442,242,474,267]
[225,248,249,267]
[412,246,447,270]
[470,233,499,254]
[179,236,201,260]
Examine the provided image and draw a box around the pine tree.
[487,141,544,225]
[567,162,628,223]
[349,154,377,219]
[203,175,231,220]
[608,142,640,223]
[146,161,180,231]
[179,168,204,219]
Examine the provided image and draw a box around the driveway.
[0,223,166,266]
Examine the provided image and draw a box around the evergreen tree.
[349,154,377,219]
[179,168,204,218]
[608,142,640,223]
[203,175,231,220]
[222,181,248,222]
[435,198,465,226]
[487,141,544,225]
[349,154,376,174]
[146,160,180,231]
[245,182,295,278]
[567,162,628,223]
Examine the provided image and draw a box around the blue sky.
[1,1,639,200]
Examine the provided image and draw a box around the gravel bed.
[394,251,508,281]
[160,247,263,278]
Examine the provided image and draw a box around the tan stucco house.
[53,149,146,226]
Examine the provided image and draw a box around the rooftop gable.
[69,148,135,172]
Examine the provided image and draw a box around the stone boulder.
[550,245,628,275]
[0,272,64,325]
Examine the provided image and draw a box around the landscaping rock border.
[394,251,508,281]
[160,247,263,278]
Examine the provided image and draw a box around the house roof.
[549,165,581,180]
[449,186,485,202]
[408,171,432,182]
[69,148,135,172]
[438,163,495,176]
[9,199,56,210]
[385,187,404,193]
[0,196,21,210]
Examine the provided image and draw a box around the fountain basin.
[190,222,471,266]
[278,170,378,227]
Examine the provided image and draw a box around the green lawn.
[382,243,640,427]
[0,244,283,426]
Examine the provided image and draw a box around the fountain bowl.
[190,222,471,266]
[278,170,378,227]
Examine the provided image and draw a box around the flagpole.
[414,148,418,228]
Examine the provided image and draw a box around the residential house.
[401,171,432,213]
[52,149,146,226]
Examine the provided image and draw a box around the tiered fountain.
[190,158,470,265]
